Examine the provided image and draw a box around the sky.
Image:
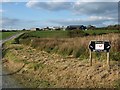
[1,0,119,30]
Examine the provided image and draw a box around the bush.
[68,30,89,38]
[110,52,120,61]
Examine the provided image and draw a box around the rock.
[23,56,27,58]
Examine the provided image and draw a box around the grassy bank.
[2,30,120,88]
[16,33,120,61]
[2,39,120,88]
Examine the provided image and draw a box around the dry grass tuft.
[20,33,120,60]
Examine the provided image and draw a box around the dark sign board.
[89,40,111,52]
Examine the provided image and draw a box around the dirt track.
[0,33,24,89]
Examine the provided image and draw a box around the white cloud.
[49,16,117,26]
[26,1,118,18]
[0,0,11,2]
[26,1,118,14]
[88,16,115,21]
[76,0,119,2]
[26,0,72,11]
[25,1,119,27]
[1,0,30,2]
[0,9,4,13]
[1,0,119,2]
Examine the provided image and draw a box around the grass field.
[20,30,120,38]
[23,31,69,38]
[0,31,20,40]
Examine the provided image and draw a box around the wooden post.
[89,50,92,66]
[107,52,110,66]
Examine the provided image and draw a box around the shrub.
[68,30,88,38]
[110,52,120,61]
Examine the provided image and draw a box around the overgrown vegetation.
[14,32,120,61]
[3,39,120,88]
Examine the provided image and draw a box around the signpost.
[89,40,111,66]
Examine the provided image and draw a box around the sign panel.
[95,44,104,50]
[89,40,111,52]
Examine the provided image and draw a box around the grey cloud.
[26,2,118,25]
[26,2,118,16]
[2,17,40,29]
[2,17,20,26]
[73,2,118,17]
[26,2,72,11]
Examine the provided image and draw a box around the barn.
[66,25,87,30]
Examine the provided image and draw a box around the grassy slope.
[2,41,120,88]
[0,32,20,40]
[2,30,120,88]
[18,32,120,61]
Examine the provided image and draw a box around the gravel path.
[0,33,24,89]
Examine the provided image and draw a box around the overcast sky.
[1,0,119,30]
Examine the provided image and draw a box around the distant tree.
[107,24,120,30]
[22,29,26,31]
[36,28,40,31]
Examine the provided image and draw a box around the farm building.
[30,28,40,31]
[66,25,87,30]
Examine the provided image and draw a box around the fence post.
[89,49,92,66]
[107,52,110,67]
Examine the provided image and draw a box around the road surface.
[0,33,24,89]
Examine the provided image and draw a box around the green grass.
[19,30,120,39]
[0,31,20,40]
[84,30,120,35]
[23,31,69,38]
[0,30,119,40]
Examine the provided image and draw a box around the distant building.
[30,28,40,31]
[53,27,61,30]
[87,25,96,30]
[30,28,36,31]
[66,25,87,30]
[42,27,51,31]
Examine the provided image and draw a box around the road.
[0,33,24,89]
